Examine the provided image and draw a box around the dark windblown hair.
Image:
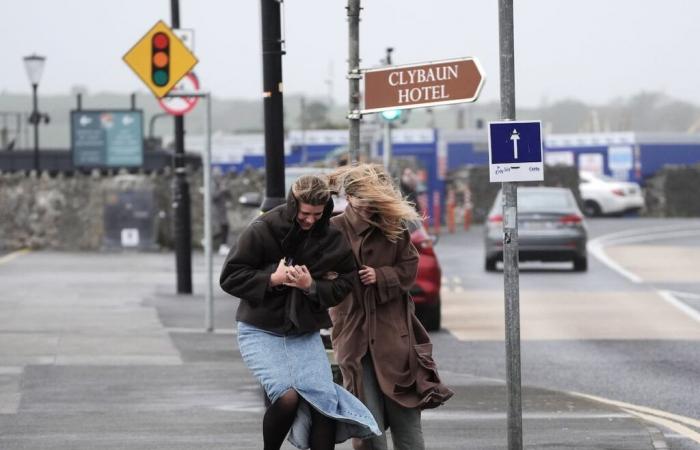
[292,175,331,206]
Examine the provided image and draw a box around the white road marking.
[569,391,700,446]
[589,224,700,324]
[588,225,700,284]
[623,409,700,445]
[587,238,643,283]
[666,290,700,300]
[569,391,700,429]
[658,291,700,325]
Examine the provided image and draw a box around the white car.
[578,171,645,216]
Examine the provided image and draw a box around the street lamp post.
[23,54,46,172]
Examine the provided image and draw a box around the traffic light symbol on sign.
[123,20,198,98]
[152,32,170,87]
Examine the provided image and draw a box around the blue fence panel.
[639,144,700,179]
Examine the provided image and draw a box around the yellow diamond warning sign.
[123,20,198,98]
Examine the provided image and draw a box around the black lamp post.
[23,54,46,172]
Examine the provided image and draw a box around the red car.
[407,219,442,331]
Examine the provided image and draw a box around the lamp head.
[23,54,46,86]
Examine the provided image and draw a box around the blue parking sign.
[488,120,544,182]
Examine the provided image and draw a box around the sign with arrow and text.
[488,120,544,183]
[71,110,144,168]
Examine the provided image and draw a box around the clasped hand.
[359,265,377,285]
[271,259,312,290]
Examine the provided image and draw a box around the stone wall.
[0,169,264,251]
[644,164,700,217]
[4,164,697,251]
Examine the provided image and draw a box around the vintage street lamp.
[23,54,46,172]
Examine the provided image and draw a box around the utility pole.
[31,84,40,172]
[171,0,193,294]
[347,0,361,163]
[260,0,286,211]
[498,1,523,449]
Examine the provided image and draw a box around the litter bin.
[103,187,158,250]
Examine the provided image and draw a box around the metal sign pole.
[164,90,213,332]
[382,121,392,171]
[347,0,361,163]
[203,93,214,332]
[498,1,523,449]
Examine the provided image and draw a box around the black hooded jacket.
[220,190,357,334]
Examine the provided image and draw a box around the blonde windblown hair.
[329,164,421,242]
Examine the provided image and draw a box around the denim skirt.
[237,321,380,449]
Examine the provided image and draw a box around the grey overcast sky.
[1,0,697,107]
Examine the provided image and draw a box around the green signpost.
[71,110,144,168]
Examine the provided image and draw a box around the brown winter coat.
[330,205,454,409]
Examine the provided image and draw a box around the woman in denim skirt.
[220,175,380,450]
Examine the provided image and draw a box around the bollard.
[432,191,441,235]
[447,203,455,233]
[464,207,473,231]
[463,186,473,231]
[447,189,456,233]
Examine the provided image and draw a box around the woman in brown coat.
[328,164,453,450]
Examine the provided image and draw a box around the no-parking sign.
[158,72,200,116]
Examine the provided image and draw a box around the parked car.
[407,219,442,331]
[484,187,588,272]
[579,171,645,217]
[239,167,442,330]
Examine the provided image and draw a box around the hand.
[270,259,287,287]
[359,265,377,285]
[284,265,313,290]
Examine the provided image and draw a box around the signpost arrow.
[510,129,520,159]
[361,57,485,114]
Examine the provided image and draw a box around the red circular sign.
[158,72,200,116]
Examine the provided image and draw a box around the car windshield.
[493,189,576,213]
[519,191,574,211]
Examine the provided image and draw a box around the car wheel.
[485,257,498,272]
[573,256,588,272]
[416,301,441,331]
[583,200,602,217]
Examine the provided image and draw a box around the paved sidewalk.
[0,251,664,449]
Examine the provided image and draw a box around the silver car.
[484,187,588,272]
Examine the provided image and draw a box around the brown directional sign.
[362,57,485,114]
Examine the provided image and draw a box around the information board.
[71,110,144,168]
